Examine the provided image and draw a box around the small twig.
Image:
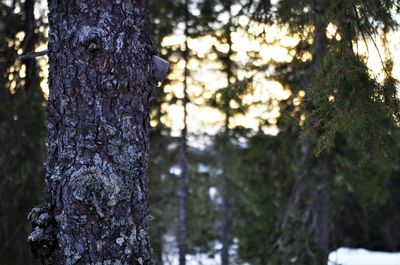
[19,49,49,60]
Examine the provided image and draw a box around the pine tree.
[206,1,254,263]
[28,1,156,263]
[233,0,400,264]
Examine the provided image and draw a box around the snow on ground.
[163,248,400,265]
[164,253,220,265]
[162,235,400,265]
[328,248,400,265]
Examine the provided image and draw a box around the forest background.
[1,0,400,264]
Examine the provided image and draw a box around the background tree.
[0,1,46,264]
[233,0,400,264]
[148,0,221,263]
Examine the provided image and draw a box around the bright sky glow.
[159,24,400,139]
[29,2,400,140]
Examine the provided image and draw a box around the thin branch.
[353,4,369,56]
[19,49,49,60]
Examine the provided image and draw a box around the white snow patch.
[165,249,400,265]
[328,248,400,265]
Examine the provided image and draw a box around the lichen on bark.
[28,1,156,264]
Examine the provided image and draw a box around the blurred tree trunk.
[28,1,155,264]
[22,0,39,91]
[220,4,234,264]
[152,228,164,265]
[21,0,43,191]
[220,172,231,265]
[178,1,189,264]
[281,0,330,263]
[310,0,330,254]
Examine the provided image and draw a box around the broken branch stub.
[152,55,169,83]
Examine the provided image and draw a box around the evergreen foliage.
[308,49,400,154]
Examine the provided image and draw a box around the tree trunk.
[220,5,233,264]
[28,1,155,264]
[280,0,330,263]
[310,0,330,255]
[220,173,231,265]
[178,1,190,264]
[22,0,39,91]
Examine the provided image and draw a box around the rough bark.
[178,1,189,264]
[28,1,156,264]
